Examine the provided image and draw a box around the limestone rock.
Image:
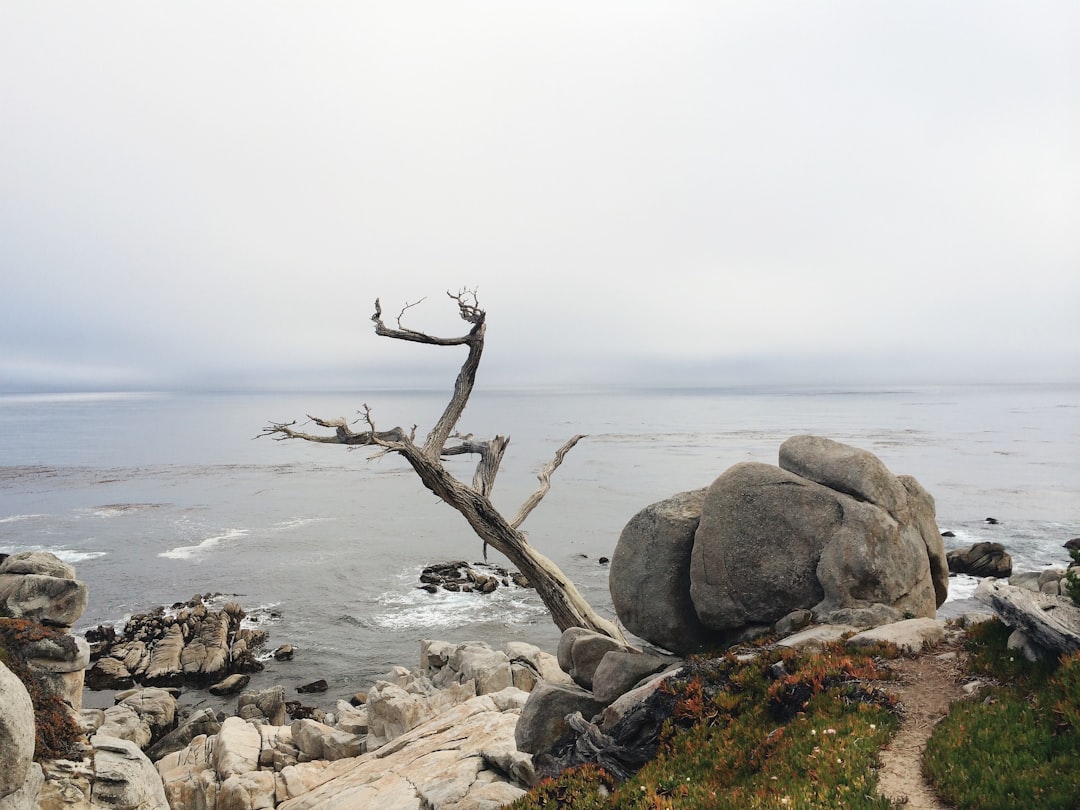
[365,677,475,752]
[114,687,178,742]
[97,704,153,750]
[214,716,262,780]
[90,734,170,810]
[292,718,365,762]
[275,690,531,809]
[846,617,946,654]
[609,489,720,655]
[0,659,35,803]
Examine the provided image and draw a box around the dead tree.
[261,291,626,643]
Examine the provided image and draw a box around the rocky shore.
[3,435,1078,809]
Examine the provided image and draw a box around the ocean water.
[1,385,1077,710]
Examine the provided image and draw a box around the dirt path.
[874,630,970,809]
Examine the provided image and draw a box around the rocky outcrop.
[947,542,1013,578]
[155,639,563,809]
[610,436,948,654]
[86,595,267,690]
[417,561,531,594]
[0,551,89,628]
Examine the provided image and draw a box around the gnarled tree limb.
[261,291,625,643]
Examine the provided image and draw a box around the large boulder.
[609,489,722,654]
[90,735,170,810]
[0,660,35,804]
[615,437,947,652]
[0,555,89,628]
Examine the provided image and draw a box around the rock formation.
[151,639,568,808]
[610,436,949,654]
[947,541,1013,578]
[86,594,266,691]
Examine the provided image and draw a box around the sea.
[1,384,1077,712]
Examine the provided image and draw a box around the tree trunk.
[261,291,627,644]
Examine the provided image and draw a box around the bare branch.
[511,434,586,529]
[258,412,410,447]
[371,297,474,347]
[266,291,627,643]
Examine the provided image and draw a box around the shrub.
[511,643,900,809]
[1064,547,1080,606]
[0,618,83,761]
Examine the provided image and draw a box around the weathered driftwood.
[975,578,1080,657]
[261,291,626,643]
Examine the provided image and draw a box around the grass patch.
[924,618,1080,809]
[512,642,900,809]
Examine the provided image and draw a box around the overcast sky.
[1,2,1077,392]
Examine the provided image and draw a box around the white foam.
[0,514,47,524]
[159,529,249,561]
[366,579,547,631]
[0,544,105,563]
[271,517,331,531]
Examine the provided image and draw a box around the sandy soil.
[874,630,970,809]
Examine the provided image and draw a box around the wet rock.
[947,542,1012,578]
[297,679,328,694]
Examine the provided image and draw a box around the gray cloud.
[1,1,1077,392]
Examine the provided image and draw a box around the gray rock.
[689,462,834,631]
[0,550,76,579]
[774,609,814,637]
[776,624,861,653]
[0,660,35,803]
[689,444,944,639]
[209,673,251,695]
[1010,571,1042,591]
[947,542,1012,578]
[237,685,286,726]
[0,572,89,627]
[591,651,675,704]
[557,628,632,690]
[609,489,720,655]
[779,434,909,517]
[846,618,946,654]
[0,762,42,810]
[515,680,607,755]
[145,707,221,762]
